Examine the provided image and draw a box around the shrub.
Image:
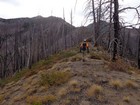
[87,84,103,98]
[108,59,137,74]
[0,95,4,103]
[0,80,7,87]
[40,71,71,87]
[0,49,76,86]
[0,68,30,87]
[57,87,68,97]
[109,80,122,89]
[26,95,57,104]
[108,60,127,72]
[90,52,102,60]
[124,80,138,89]
[123,96,130,103]
[71,56,82,62]
[69,80,79,88]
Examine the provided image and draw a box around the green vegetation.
[32,49,76,70]
[26,95,57,105]
[0,49,76,87]
[40,71,71,87]
[0,95,4,103]
[0,68,27,87]
[0,79,7,87]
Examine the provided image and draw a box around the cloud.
[0,0,20,6]
[0,0,139,27]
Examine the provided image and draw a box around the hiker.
[80,39,89,53]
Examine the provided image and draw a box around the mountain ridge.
[0,46,140,105]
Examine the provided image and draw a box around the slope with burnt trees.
[0,16,92,78]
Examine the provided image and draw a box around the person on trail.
[80,39,89,53]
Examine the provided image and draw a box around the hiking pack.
[80,40,89,53]
[82,42,87,51]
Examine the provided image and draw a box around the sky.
[0,0,139,27]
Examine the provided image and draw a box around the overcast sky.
[0,0,139,26]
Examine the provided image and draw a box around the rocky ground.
[0,47,140,105]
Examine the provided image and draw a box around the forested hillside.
[88,22,140,61]
[0,16,92,78]
[0,16,140,79]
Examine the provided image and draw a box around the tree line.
[0,17,91,78]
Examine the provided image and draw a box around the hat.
[84,39,86,42]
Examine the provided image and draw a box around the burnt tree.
[112,0,120,60]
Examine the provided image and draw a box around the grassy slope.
[0,48,77,87]
[0,46,140,105]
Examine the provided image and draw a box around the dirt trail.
[0,48,140,105]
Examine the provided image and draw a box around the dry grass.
[90,50,110,61]
[57,87,68,97]
[61,58,69,62]
[109,59,128,72]
[71,56,82,62]
[1,50,76,87]
[102,52,110,61]
[123,96,130,103]
[0,95,4,103]
[62,99,71,105]
[26,94,57,104]
[110,79,138,90]
[71,87,81,93]
[40,71,71,87]
[124,80,138,89]
[13,94,27,102]
[68,80,81,93]
[38,86,48,92]
[90,52,102,60]
[87,84,103,98]
[22,83,31,91]
[26,88,37,95]
[69,80,79,87]
[109,80,122,89]
[108,59,138,74]
[63,67,71,72]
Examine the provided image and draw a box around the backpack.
[82,42,87,51]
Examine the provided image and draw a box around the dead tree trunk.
[91,0,97,46]
[63,8,67,49]
[137,36,140,69]
[96,0,102,45]
[137,27,140,69]
[112,0,120,60]
[70,9,73,47]
[108,0,113,49]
